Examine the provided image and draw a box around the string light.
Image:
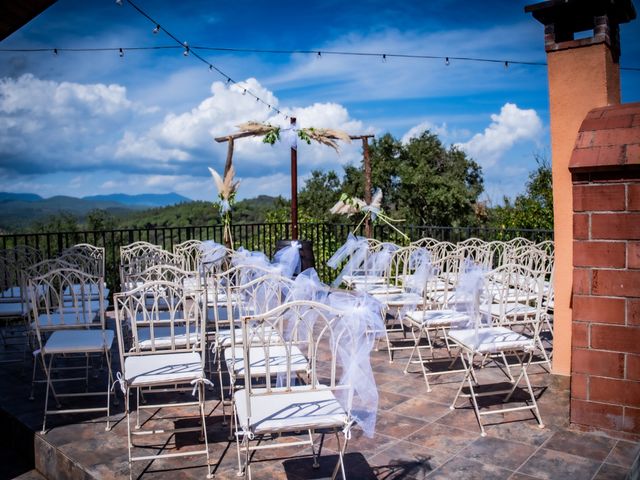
[152,24,160,34]
[119,48,124,57]
[53,48,58,55]
[3,43,639,72]
[111,0,288,119]
[504,61,509,69]
[115,0,123,5]
[382,54,387,63]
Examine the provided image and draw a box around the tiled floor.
[0,320,638,480]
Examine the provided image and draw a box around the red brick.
[629,243,640,269]
[627,354,640,381]
[626,144,640,166]
[590,377,640,407]
[593,127,640,147]
[604,114,635,130]
[574,214,589,240]
[591,325,640,354]
[572,322,589,348]
[572,348,625,377]
[574,241,625,268]
[591,213,640,240]
[633,114,640,127]
[573,269,591,295]
[572,373,588,400]
[629,184,640,211]
[571,398,624,430]
[573,295,626,324]
[574,185,626,212]
[623,407,640,434]
[592,270,640,297]
[629,300,640,326]
[575,131,595,149]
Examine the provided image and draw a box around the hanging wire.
[3,44,639,72]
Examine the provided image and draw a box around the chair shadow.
[283,452,437,480]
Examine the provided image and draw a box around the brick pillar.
[525,0,636,375]
[569,103,640,436]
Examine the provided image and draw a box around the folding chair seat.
[124,351,204,387]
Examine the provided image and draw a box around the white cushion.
[352,283,402,295]
[342,275,386,287]
[448,327,534,354]
[124,351,203,387]
[372,291,423,307]
[235,385,347,435]
[225,345,308,376]
[405,309,470,328]
[43,329,114,354]
[33,311,98,328]
[479,302,538,318]
[0,301,24,316]
[135,326,201,350]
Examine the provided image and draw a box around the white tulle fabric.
[327,233,369,287]
[451,259,491,348]
[328,291,384,438]
[272,241,302,278]
[199,240,227,265]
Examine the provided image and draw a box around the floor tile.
[405,422,478,455]
[427,456,514,480]
[391,396,452,423]
[369,440,450,480]
[592,463,631,480]
[518,448,601,480]
[462,436,538,471]
[542,430,616,462]
[605,440,640,468]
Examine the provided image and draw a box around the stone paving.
[0,319,638,480]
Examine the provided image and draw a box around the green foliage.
[291,131,484,228]
[85,209,117,231]
[32,211,79,233]
[490,155,553,231]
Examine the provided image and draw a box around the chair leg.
[331,430,348,480]
[104,348,114,431]
[308,430,320,468]
[125,387,133,479]
[198,383,213,478]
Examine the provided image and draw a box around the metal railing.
[0,222,553,292]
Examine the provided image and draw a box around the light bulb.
[445,57,450,66]
[119,48,124,57]
[152,25,160,34]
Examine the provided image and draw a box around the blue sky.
[1,0,639,205]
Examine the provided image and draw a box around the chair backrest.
[28,267,106,331]
[113,280,206,358]
[61,244,105,277]
[119,249,180,291]
[410,237,439,249]
[173,240,203,272]
[120,241,163,266]
[0,245,43,300]
[240,299,356,395]
[125,264,200,291]
[484,264,544,327]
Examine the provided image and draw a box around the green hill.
[116,196,281,229]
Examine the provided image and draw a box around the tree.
[86,209,117,231]
[33,211,79,233]
[491,155,553,231]
[397,132,483,226]
[298,170,342,221]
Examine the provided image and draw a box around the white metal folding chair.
[113,280,213,478]
[28,267,115,433]
[233,300,357,479]
[448,269,545,436]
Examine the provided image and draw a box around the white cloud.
[455,103,542,167]
[401,121,450,144]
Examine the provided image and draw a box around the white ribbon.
[280,127,298,150]
[111,371,126,395]
[190,377,215,396]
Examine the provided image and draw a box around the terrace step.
[12,469,46,480]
